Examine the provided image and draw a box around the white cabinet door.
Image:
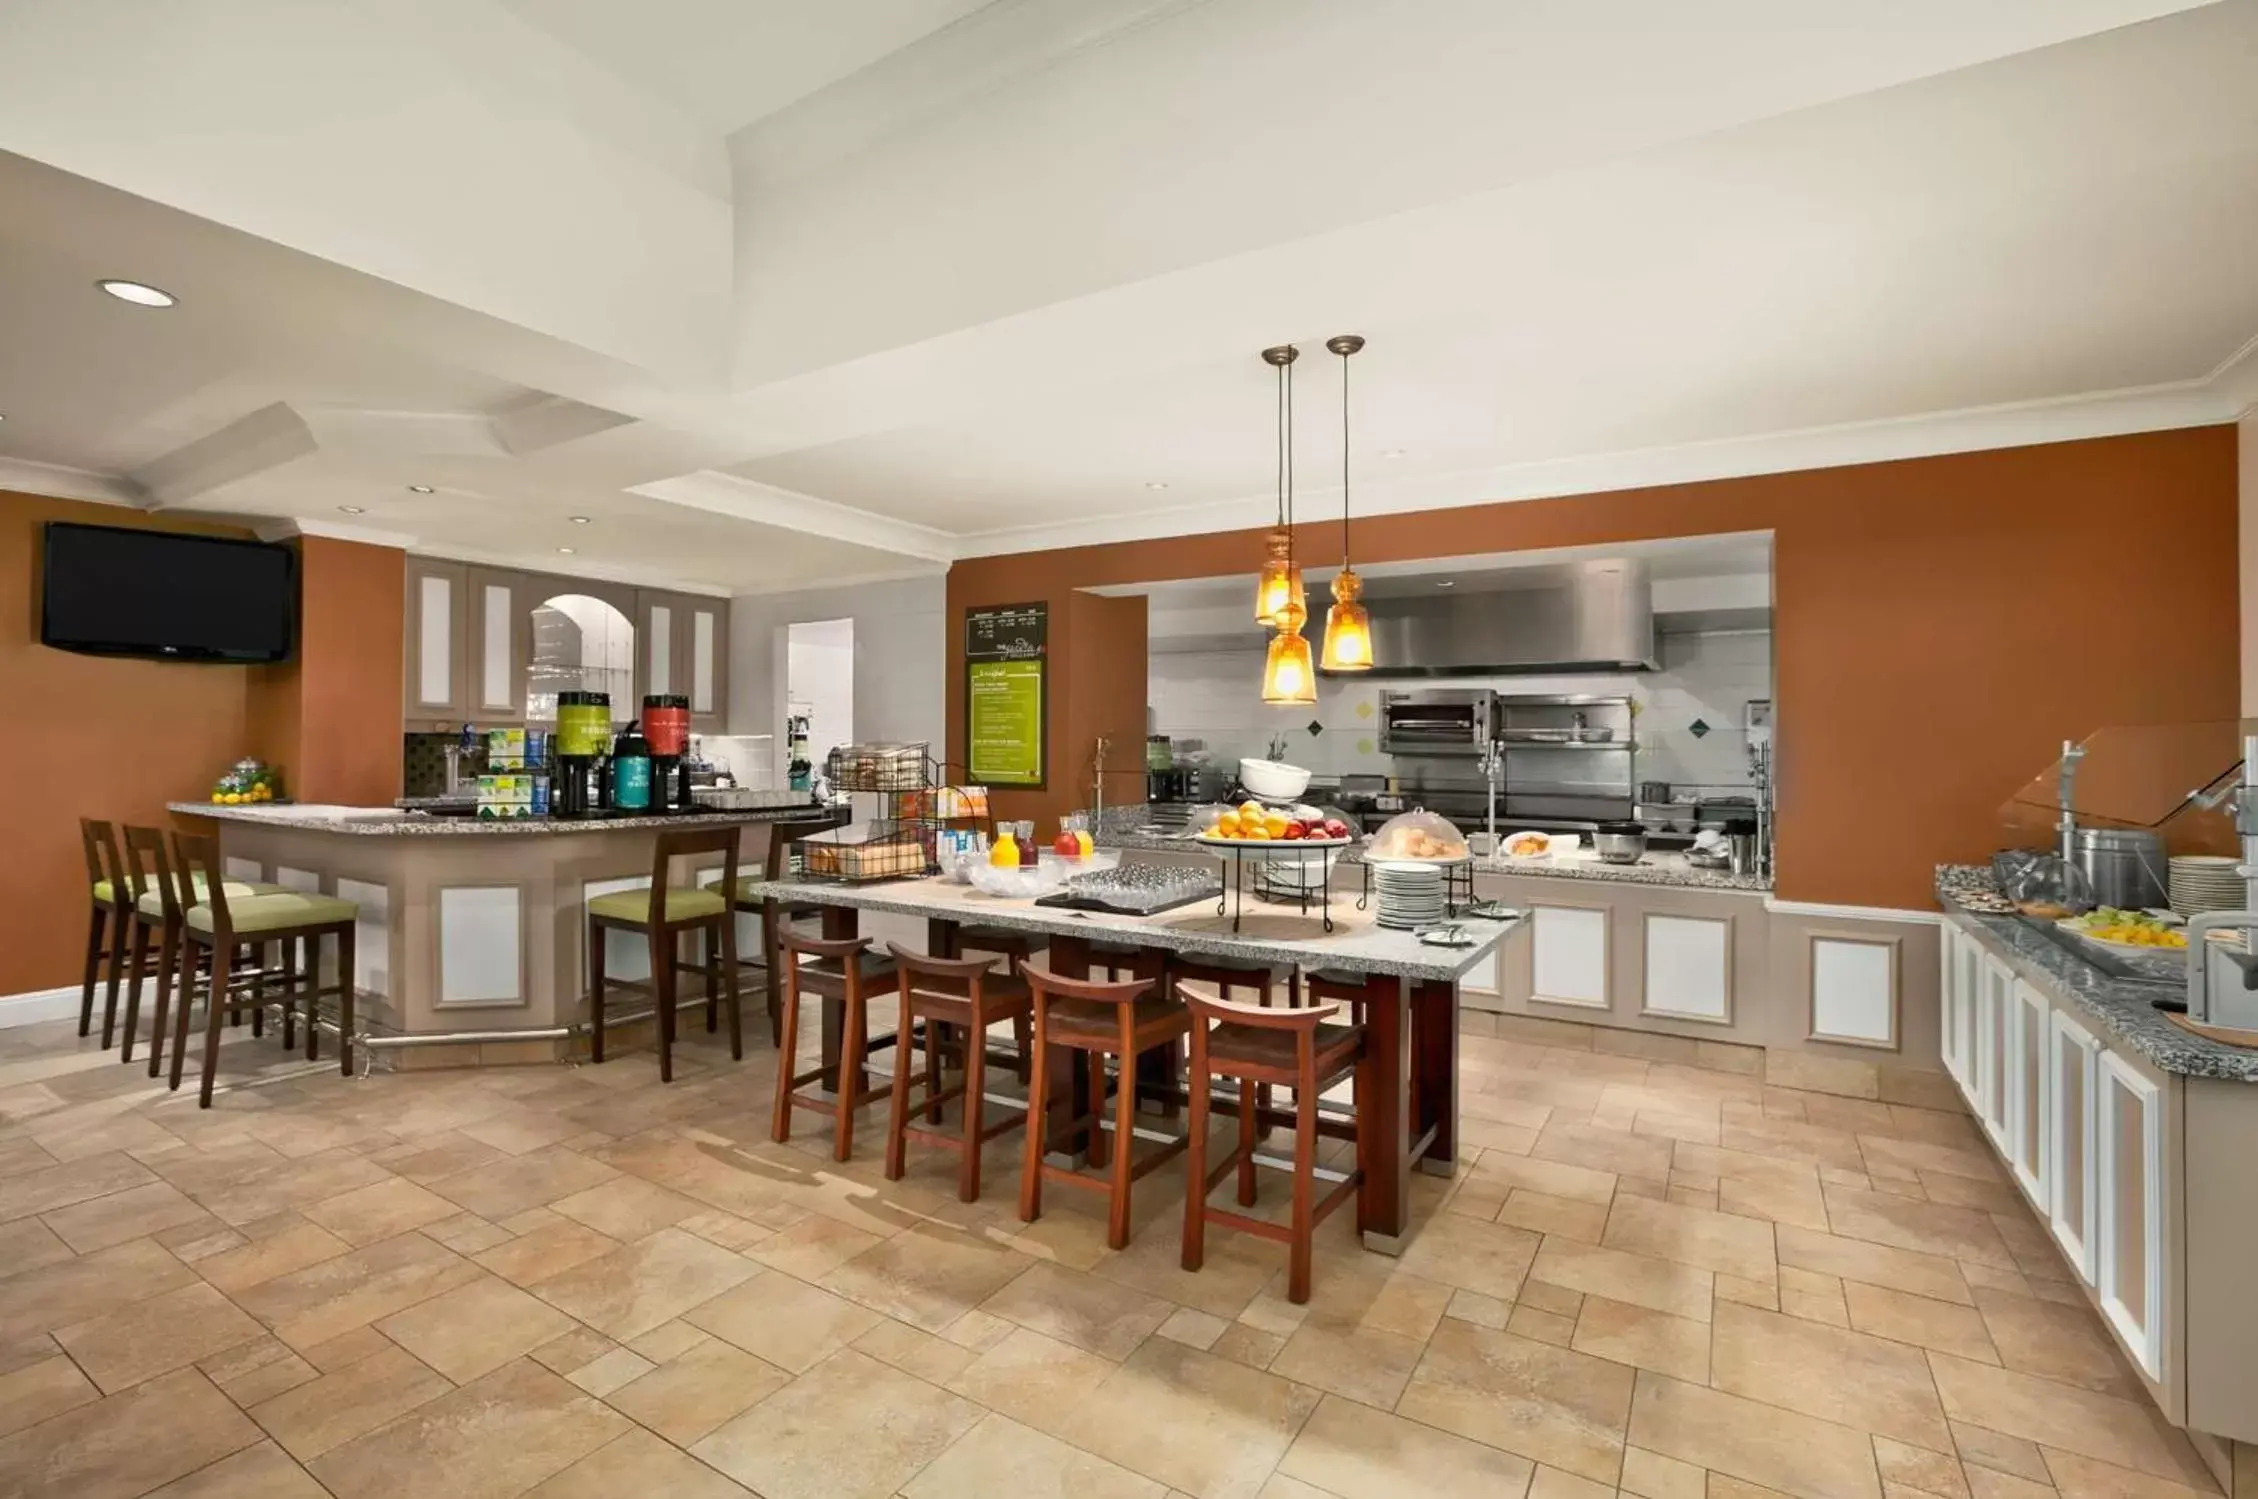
[1976,954,2013,1150]
[1940,929,1965,1090]
[1531,905,1609,1009]
[1642,913,1731,1022]
[2007,979,2051,1211]
[688,601,726,731]
[2048,1007,2101,1284]
[405,559,468,720]
[2096,1050,2166,1380]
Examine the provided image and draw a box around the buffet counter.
[168,802,830,1059]
[1931,865,2258,1460]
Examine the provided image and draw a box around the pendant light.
[1320,334,1374,672]
[1253,344,1304,626]
[1260,344,1317,705]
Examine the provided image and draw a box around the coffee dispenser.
[552,691,610,818]
[643,694,694,812]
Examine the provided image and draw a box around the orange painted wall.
[1,497,408,994]
[0,492,259,996]
[947,428,2241,910]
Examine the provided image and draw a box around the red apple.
[1321,818,1351,839]
[1281,822,1305,840]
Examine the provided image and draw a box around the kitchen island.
[170,801,836,1063]
[739,871,1524,1250]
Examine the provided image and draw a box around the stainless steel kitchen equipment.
[1346,558,1657,677]
[1379,689,1493,756]
[2073,827,2167,910]
[1594,821,1647,865]
[1493,694,1637,827]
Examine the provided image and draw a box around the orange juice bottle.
[989,823,1020,868]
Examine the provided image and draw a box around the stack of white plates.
[2168,855,2244,916]
[1373,862,1446,929]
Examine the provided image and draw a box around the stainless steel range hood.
[1338,559,1656,677]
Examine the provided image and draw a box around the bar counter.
[168,801,832,1059]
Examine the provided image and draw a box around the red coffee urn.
[642,695,694,812]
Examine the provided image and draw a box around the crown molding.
[630,469,958,562]
[951,377,2238,559]
[0,456,145,507]
[405,540,734,598]
[257,517,421,548]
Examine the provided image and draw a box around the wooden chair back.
[80,818,126,908]
[646,826,740,928]
[170,832,233,934]
[1021,963,1153,1006]
[121,825,181,918]
[887,944,1006,1004]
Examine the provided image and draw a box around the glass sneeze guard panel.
[1998,719,2249,856]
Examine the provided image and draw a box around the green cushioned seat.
[133,881,281,919]
[99,873,271,906]
[184,891,358,934]
[589,887,728,923]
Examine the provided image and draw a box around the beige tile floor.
[0,1005,2227,1499]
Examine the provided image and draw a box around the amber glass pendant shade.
[1261,597,1318,705]
[1254,527,1303,625]
[1320,566,1373,672]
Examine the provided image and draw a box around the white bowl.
[1238,758,1312,801]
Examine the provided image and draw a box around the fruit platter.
[1196,801,1352,848]
[2057,907,2188,952]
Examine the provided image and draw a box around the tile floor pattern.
[0,1006,2228,1499]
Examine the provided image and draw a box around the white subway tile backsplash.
[1146,628,1772,792]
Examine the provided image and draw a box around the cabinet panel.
[466,568,533,721]
[1642,913,1730,1022]
[1977,954,2012,1149]
[689,600,727,729]
[1810,935,1898,1047]
[2008,979,2051,1210]
[2097,1050,2165,1380]
[646,600,674,697]
[404,559,468,721]
[2048,1007,2100,1284]
[1531,904,1609,1009]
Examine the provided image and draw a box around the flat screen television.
[39,522,297,663]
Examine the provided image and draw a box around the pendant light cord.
[1284,356,1295,540]
[1275,357,1286,528]
[1339,345,1351,566]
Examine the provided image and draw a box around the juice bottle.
[1016,820,1039,868]
[989,822,1019,868]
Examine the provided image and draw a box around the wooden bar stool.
[1181,988,1370,1303]
[1019,963,1191,1249]
[588,827,742,1083]
[168,833,359,1107]
[78,819,132,1047]
[952,926,1042,1083]
[1166,955,1287,1122]
[118,826,281,1076]
[884,947,1033,1201]
[729,815,840,1045]
[772,930,898,1160]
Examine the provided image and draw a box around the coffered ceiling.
[0,0,2251,594]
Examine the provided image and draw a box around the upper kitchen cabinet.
[403,557,469,728]
[635,589,728,732]
[465,567,536,723]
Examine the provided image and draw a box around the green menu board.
[965,602,1047,788]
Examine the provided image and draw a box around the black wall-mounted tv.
[39,522,297,664]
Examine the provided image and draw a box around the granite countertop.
[171,802,834,837]
[741,873,1522,981]
[1094,822,1767,893]
[1934,864,2258,1083]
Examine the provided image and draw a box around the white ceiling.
[0,0,2251,595]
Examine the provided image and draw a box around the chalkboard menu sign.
[964,602,1047,788]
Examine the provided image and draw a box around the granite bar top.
[1934,864,2258,1083]
[170,802,834,837]
[742,873,1523,981]
[1095,823,1768,893]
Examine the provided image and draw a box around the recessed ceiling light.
[1381,448,1407,460]
[338,505,365,515]
[1144,481,1169,491]
[97,279,176,308]
[406,484,434,494]
[568,515,591,524]
[557,547,576,555]
[1436,579,1455,588]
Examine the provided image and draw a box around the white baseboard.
[0,986,82,1030]
[1765,898,1939,926]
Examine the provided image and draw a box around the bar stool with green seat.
[79,818,133,1048]
[165,832,359,1107]
[116,824,284,1074]
[588,827,743,1083]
